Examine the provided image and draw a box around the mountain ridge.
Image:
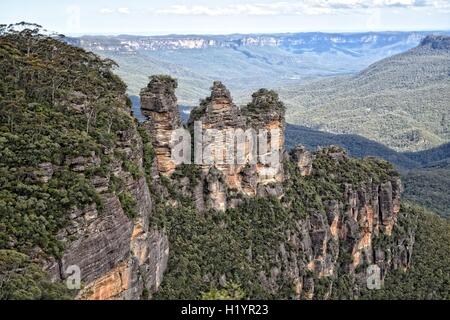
[68,31,449,105]
[284,35,450,152]
[67,31,444,52]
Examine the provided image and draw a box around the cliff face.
[0,26,417,300]
[41,100,169,300]
[265,151,410,299]
[0,27,170,300]
[140,76,414,299]
[141,79,285,212]
[140,76,182,176]
[419,35,450,51]
[70,32,427,53]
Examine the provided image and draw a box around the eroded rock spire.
[140,75,182,176]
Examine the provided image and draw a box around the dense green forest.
[0,23,136,299]
[363,204,450,300]
[402,164,450,218]
[150,151,401,299]
[282,36,450,152]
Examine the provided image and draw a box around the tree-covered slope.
[283,35,450,152]
[0,23,147,299]
[403,142,450,167]
[402,163,450,218]
[363,203,450,300]
[285,124,420,169]
[150,151,403,299]
[0,23,132,255]
[285,124,450,218]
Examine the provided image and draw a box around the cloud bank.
[153,0,450,16]
[100,7,130,15]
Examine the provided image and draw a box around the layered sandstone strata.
[140,75,182,176]
[260,147,409,299]
[188,82,285,211]
[44,111,169,300]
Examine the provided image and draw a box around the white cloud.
[152,0,450,16]
[100,8,115,14]
[117,7,130,14]
[99,7,130,15]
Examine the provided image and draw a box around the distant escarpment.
[420,35,450,50]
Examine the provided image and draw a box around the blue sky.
[1,0,450,35]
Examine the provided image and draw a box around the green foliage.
[137,125,155,184]
[283,42,450,152]
[285,124,421,170]
[402,164,450,218]
[285,124,450,218]
[142,75,177,95]
[118,191,138,220]
[404,142,450,167]
[245,89,285,112]
[303,147,398,196]
[152,150,399,300]
[172,164,201,185]
[123,160,142,179]
[362,203,450,300]
[201,283,246,300]
[0,24,141,298]
[152,196,288,300]
[314,278,332,300]
[0,165,101,257]
[0,24,136,255]
[0,249,72,300]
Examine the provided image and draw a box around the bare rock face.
[259,150,411,299]
[192,81,245,130]
[289,146,313,176]
[183,82,286,211]
[244,89,285,188]
[36,162,54,183]
[420,35,450,51]
[140,75,182,176]
[44,114,169,300]
[65,151,101,172]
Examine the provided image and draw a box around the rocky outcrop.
[243,89,285,187]
[189,81,245,130]
[44,109,169,300]
[289,146,313,176]
[142,80,286,212]
[420,35,450,51]
[65,73,411,300]
[140,75,182,176]
[257,148,411,299]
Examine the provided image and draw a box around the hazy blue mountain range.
[66,31,435,53]
[68,31,449,106]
